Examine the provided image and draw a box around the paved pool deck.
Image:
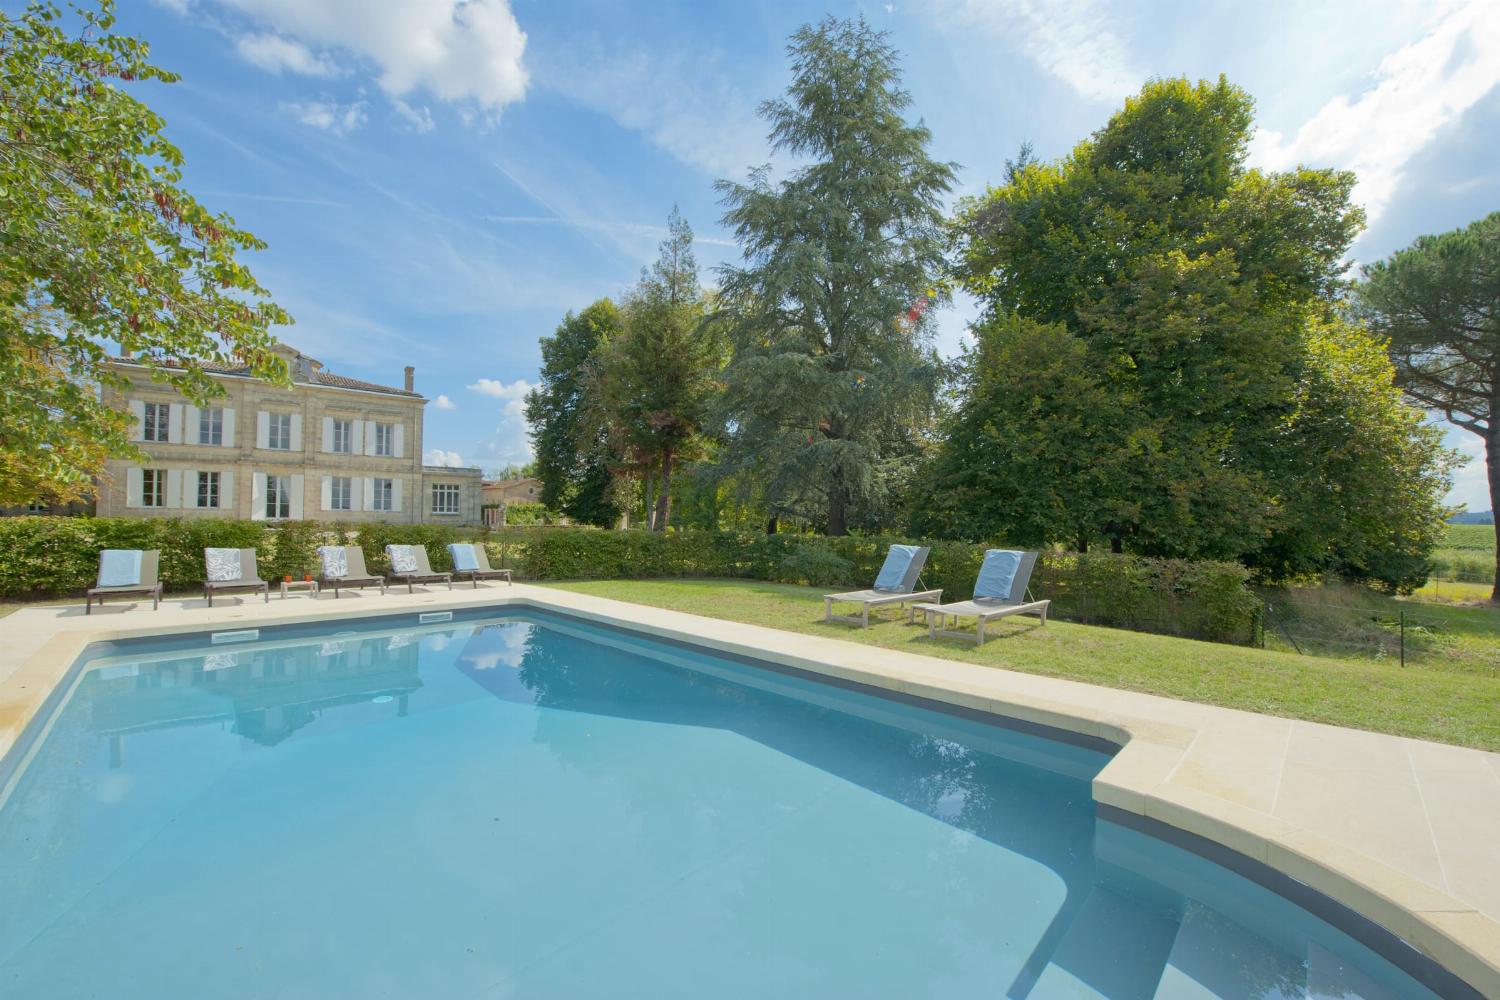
[2,583,1498,996]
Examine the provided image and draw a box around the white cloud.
[538,46,767,177]
[465,377,534,465]
[235,33,338,76]
[392,98,435,133]
[432,393,457,410]
[1247,0,1500,223]
[152,0,193,12]
[218,0,528,118]
[424,448,465,467]
[281,98,367,136]
[936,0,1140,103]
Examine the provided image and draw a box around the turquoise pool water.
[0,611,1457,998]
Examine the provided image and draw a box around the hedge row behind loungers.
[0,517,1258,644]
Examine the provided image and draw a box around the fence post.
[1400,610,1405,668]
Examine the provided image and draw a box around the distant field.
[1445,523,1496,551]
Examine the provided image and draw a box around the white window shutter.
[166,403,183,444]
[320,475,333,511]
[393,423,404,458]
[256,411,270,449]
[221,470,235,510]
[183,469,198,507]
[222,408,236,448]
[391,478,403,513]
[289,413,302,452]
[128,400,145,442]
[125,467,143,508]
[183,406,200,444]
[166,469,183,508]
[351,420,365,455]
[251,472,267,520]
[361,477,374,511]
[289,474,304,519]
[318,416,331,452]
[363,421,377,456]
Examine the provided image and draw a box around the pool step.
[1024,886,1180,999]
[1305,942,1405,1000]
[1151,901,1307,999]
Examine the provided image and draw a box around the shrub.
[0,517,1259,645]
[499,502,550,526]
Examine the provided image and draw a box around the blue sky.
[89,0,1500,507]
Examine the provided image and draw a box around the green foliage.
[714,16,952,535]
[589,209,722,530]
[1256,316,1457,591]
[0,1,291,505]
[498,526,1256,643]
[943,75,1449,585]
[775,546,855,587]
[525,299,623,527]
[351,522,470,574]
[0,516,261,594]
[1356,211,1500,598]
[499,501,549,526]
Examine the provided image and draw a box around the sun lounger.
[203,547,269,606]
[86,549,163,614]
[385,544,452,593]
[823,544,942,627]
[447,543,513,588]
[914,549,1050,644]
[318,545,387,598]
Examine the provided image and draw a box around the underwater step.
[1024,885,1180,999]
[1152,901,1307,999]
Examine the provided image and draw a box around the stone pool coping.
[2,583,1498,996]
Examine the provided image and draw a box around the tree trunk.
[766,515,778,535]
[653,450,673,532]
[643,470,655,531]
[827,481,848,537]
[1488,429,1500,603]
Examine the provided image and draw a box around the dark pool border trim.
[1099,804,1483,1000]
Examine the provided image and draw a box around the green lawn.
[540,578,1500,752]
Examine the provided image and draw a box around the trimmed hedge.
[0,517,1259,644]
[492,526,1259,644]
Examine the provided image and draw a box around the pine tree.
[714,17,953,535]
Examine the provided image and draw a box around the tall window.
[199,407,224,446]
[197,471,220,509]
[265,475,290,519]
[267,412,292,450]
[431,483,460,515]
[143,402,170,443]
[372,477,394,512]
[374,422,395,457]
[142,469,165,507]
[330,476,353,511]
[332,418,354,454]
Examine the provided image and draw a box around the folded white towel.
[98,549,142,588]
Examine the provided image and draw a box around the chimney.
[404,366,415,392]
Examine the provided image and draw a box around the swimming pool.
[0,609,1466,998]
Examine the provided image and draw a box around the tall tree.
[1356,211,1500,597]
[715,16,953,535]
[525,299,623,527]
[0,0,290,505]
[949,77,1381,568]
[591,209,720,530]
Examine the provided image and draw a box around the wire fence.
[1258,597,1452,666]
